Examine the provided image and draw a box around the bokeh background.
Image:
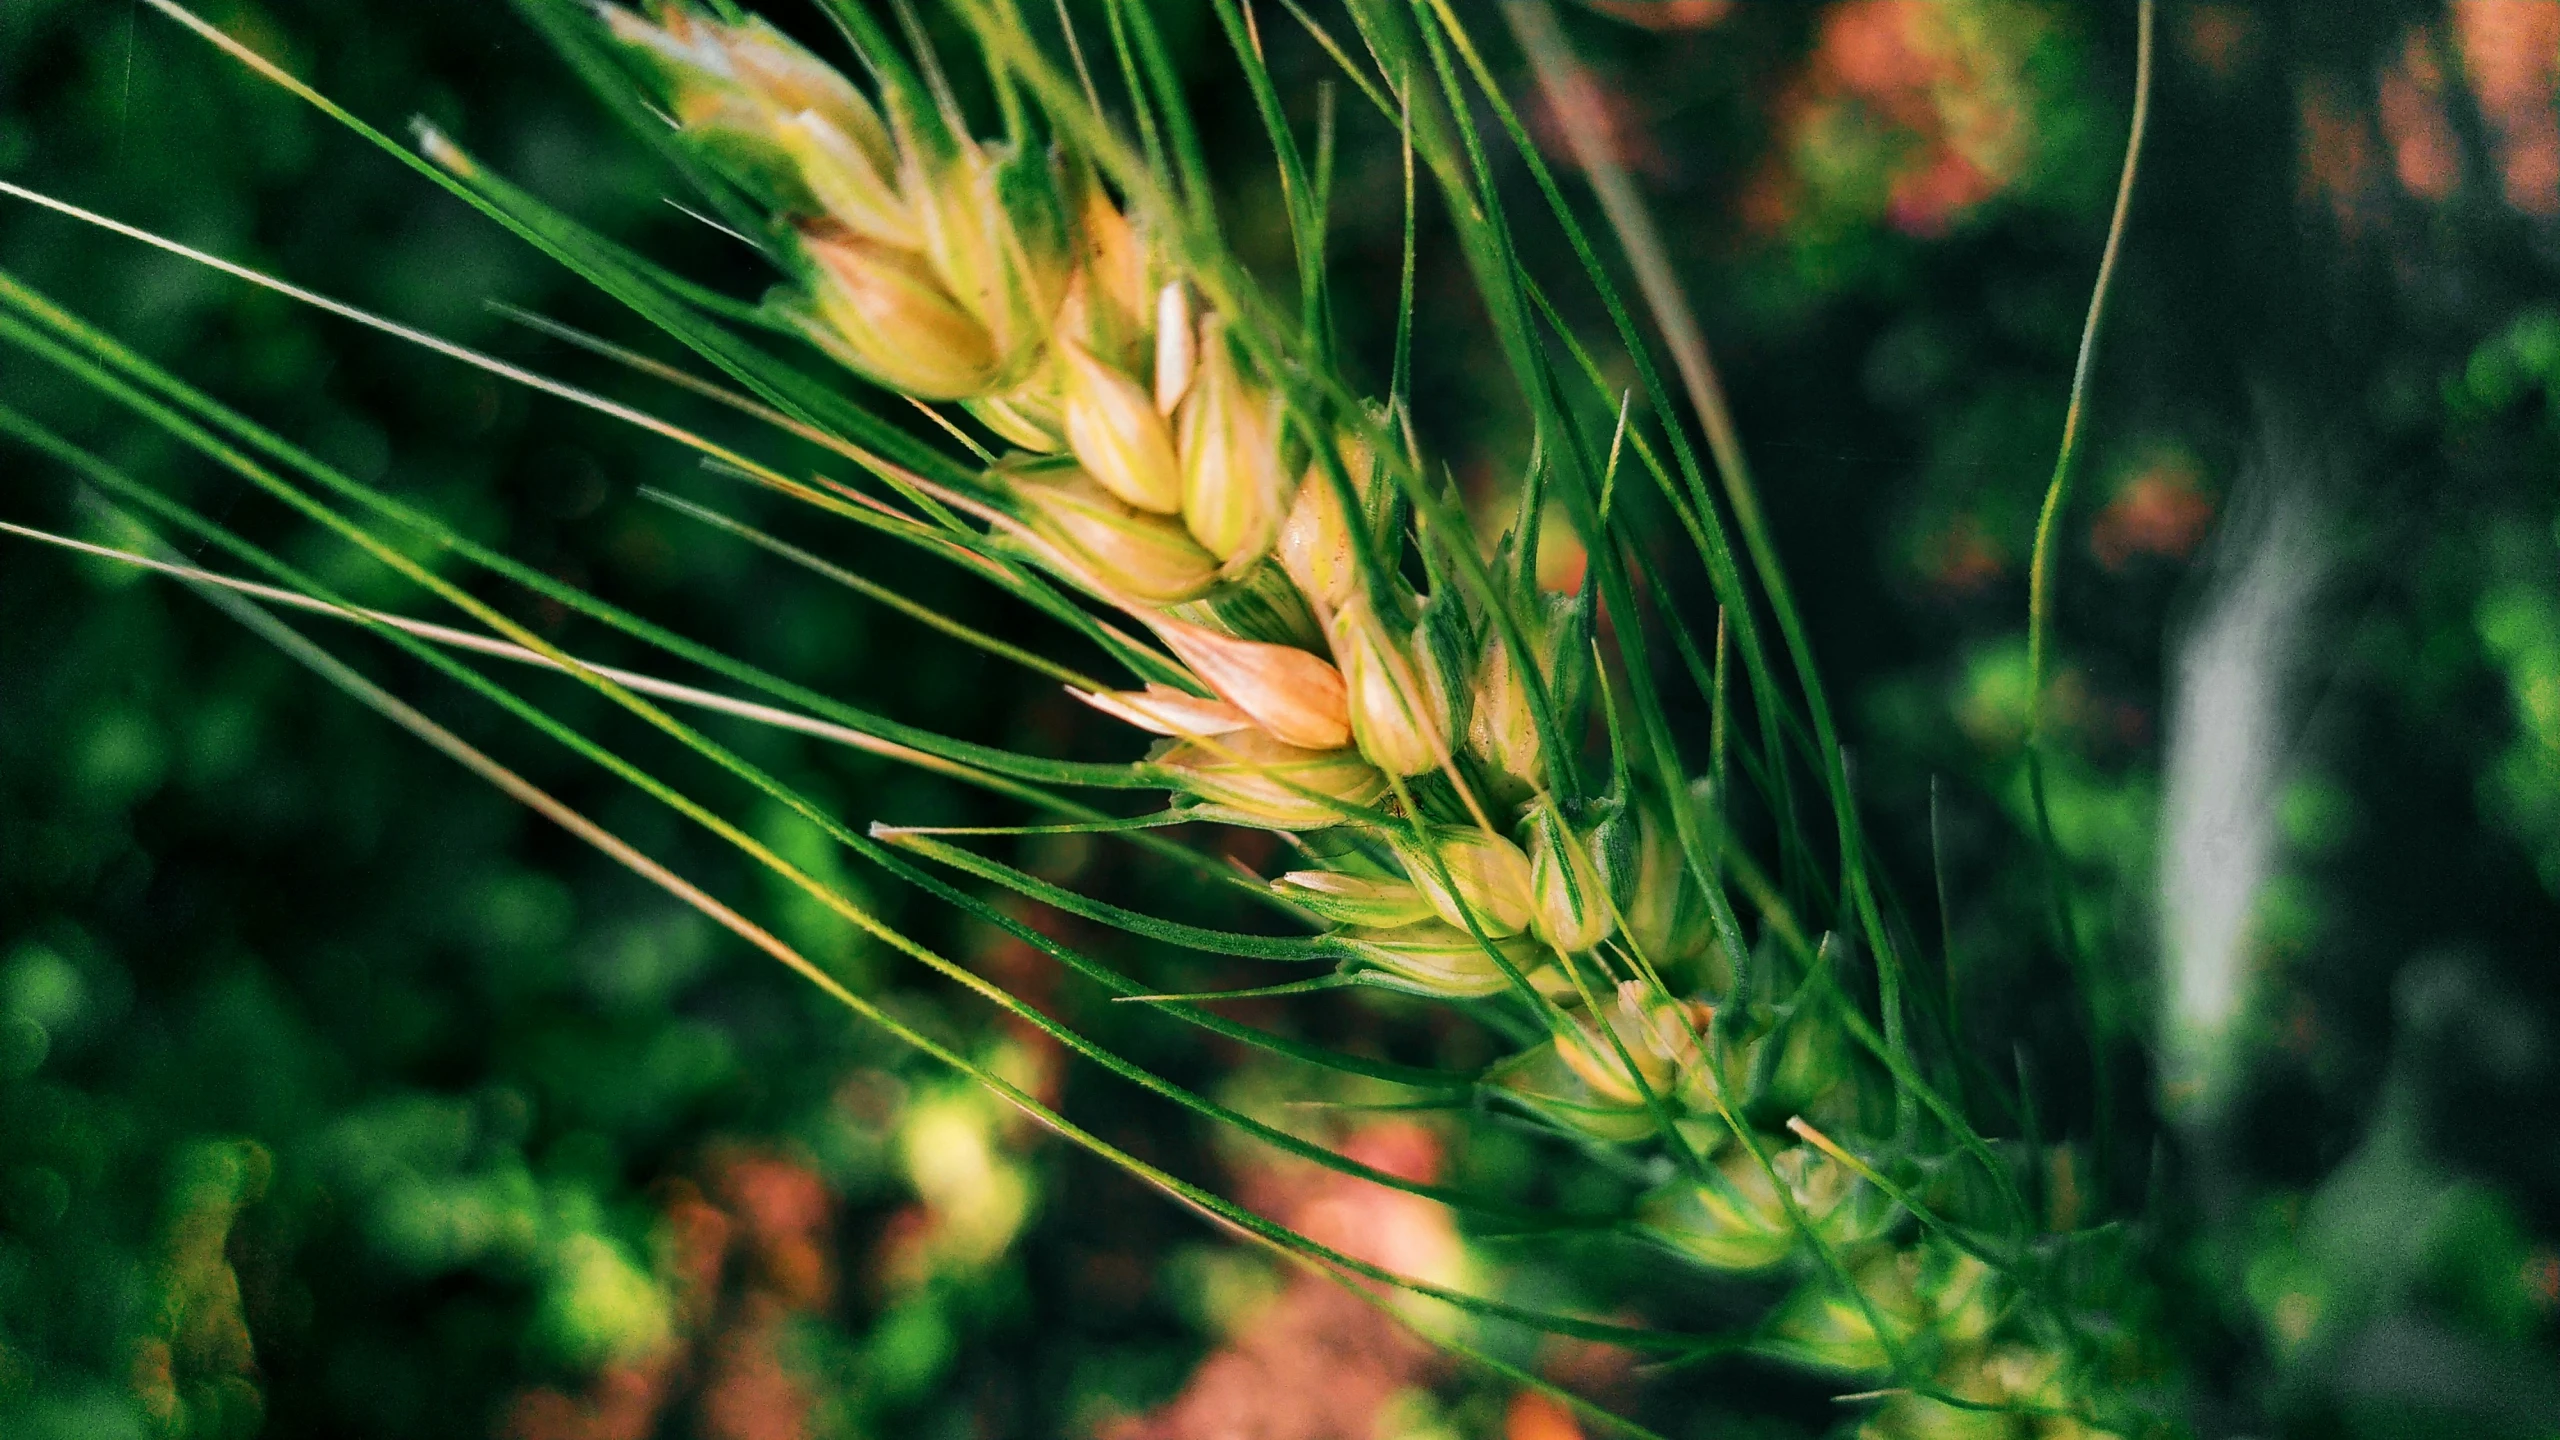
[5,1,2559,1437]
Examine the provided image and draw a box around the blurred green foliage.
[0,2,1099,1435]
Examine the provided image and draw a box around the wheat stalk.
[0,1,2173,1434]
[566,6,2162,1432]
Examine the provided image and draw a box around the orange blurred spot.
[503,1146,845,1440]
[1289,1122,1463,1281]
[501,1364,671,1440]
[697,1304,812,1440]
[1770,0,2042,237]
[2180,5,2259,83]
[1921,514,2007,596]
[1103,1283,1437,1440]
[872,1203,939,1295]
[662,1182,735,1329]
[129,1339,177,1428]
[1508,1391,1588,1440]
[1821,0,1929,97]
[1537,523,1590,596]
[1581,0,1732,30]
[2090,461,2214,571]
[2454,0,2560,216]
[1539,1329,1640,1406]
[2298,76,2381,235]
[1339,1119,1442,1186]
[1112,1121,1461,1440]
[2526,1247,2560,1310]
[1889,148,2008,239]
[2379,28,2461,201]
[711,1150,836,1311]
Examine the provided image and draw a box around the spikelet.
[1466,635,1540,785]
[1010,469,1220,604]
[1332,922,1533,999]
[1764,1252,1929,1376]
[969,376,1068,453]
[606,7,916,242]
[1466,588,1592,791]
[1160,556,1323,651]
[1490,1043,1661,1144]
[1154,730,1385,830]
[1176,316,1291,569]
[607,4,1082,401]
[1276,433,1374,612]
[908,140,1071,380]
[796,229,1001,400]
[772,110,918,248]
[716,15,889,148]
[1330,595,1454,777]
[1634,1147,1894,1272]
[1525,800,1613,951]
[1271,870,1441,928]
[1073,184,1154,366]
[1389,825,1537,938]
[1609,804,1701,970]
[1060,337,1182,513]
[1070,683,1253,737]
[1551,982,1702,1107]
[1148,616,1351,751]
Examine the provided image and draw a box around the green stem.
[2023,0,2154,1188]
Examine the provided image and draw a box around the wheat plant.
[0,0,2171,1434]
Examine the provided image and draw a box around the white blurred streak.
[2158,478,2323,1121]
